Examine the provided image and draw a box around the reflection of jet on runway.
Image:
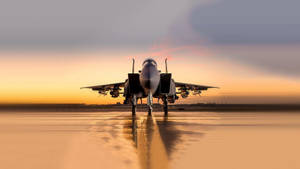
[123,114,205,169]
[82,58,218,115]
[123,115,171,169]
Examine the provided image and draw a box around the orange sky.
[1,49,300,104]
[1,0,300,104]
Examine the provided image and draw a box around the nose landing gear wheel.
[148,106,152,116]
[147,92,153,116]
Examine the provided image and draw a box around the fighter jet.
[81,58,217,115]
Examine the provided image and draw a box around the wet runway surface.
[0,111,300,169]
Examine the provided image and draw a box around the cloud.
[0,0,195,51]
[161,0,300,77]
[215,45,300,77]
[1,0,299,77]
[188,0,300,45]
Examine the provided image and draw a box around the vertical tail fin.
[165,58,168,73]
[132,58,135,73]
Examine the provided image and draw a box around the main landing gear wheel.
[163,96,168,116]
[131,95,137,116]
[132,104,136,116]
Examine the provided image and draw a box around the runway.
[0,111,300,169]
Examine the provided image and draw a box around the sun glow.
[1,49,300,104]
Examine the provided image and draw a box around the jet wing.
[81,82,125,90]
[175,82,218,90]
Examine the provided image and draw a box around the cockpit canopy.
[142,58,157,66]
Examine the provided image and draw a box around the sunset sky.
[1,0,300,104]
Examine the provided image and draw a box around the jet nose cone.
[139,64,160,94]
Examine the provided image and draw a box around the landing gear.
[131,95,137,116]
[148,106,152,116]
[147,92,153,116]
[132,104,136,116]
[163,96,168,116]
